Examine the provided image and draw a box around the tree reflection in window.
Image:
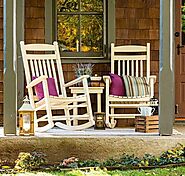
[58,0,78,12]
[57,0,104,54]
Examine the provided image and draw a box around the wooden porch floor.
[0,124,184,137]
[1,127,158,137]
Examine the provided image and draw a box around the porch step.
[0,126,184,164]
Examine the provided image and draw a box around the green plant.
[119,154,140,167]
[139,154,159,167]
[64,168,109,176]
[54,144,185,170]
[5,166,185,176]
[78,160,101,168]
[11,144,185,173]
[158,143,185,165]
[14,152,47,171]
[102,158,119,167]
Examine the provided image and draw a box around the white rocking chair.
[20,41,94,132]
[104,43,157,128]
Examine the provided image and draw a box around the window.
[45,0,114,62]
[56,0,105,58]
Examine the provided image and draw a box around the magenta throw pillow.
[109,73,126,96]
[32,76,59,100]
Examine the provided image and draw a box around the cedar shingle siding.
[25,0,45,44]
[115,0,159,98]
[0,0,160,126]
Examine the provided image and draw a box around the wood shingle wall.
[115,0,159,98]
[25,0,45,44]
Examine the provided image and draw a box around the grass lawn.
[4,166,185,176]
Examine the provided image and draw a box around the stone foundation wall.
[0,136,184,164]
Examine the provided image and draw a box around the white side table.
[69,87,104,113]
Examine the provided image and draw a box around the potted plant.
[73,63,94,86]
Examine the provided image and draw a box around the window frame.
[45,0,115,63]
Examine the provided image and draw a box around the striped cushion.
[122,75,150,97]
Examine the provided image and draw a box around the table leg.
[73,93,78,126]
[97,93,101,112]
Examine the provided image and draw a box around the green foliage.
[107,166,185,176]
[65,170,84,176]
[9,144,185,174]
[137,143,185,167]
[5,167,185,176]
[119,154,141,167]
[78,160,101,168]
[64,168,109,176]
[182,4,185,32]
[158,143,185,166]
[57,0,103,53]
[59,144,185,169]
[139,154,159,167]
[14,152,47,171]
[102,158,119,167]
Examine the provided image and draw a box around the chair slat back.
[111,43,150,79]
[20,41,66,99]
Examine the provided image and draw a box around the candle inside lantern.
[19,96,34,136]
[22,113,31,131]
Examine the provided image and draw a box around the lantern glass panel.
[22,113,31,131]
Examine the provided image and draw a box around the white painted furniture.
[104,43,157,128]
[20,41,94,132]
[70,87,104,125]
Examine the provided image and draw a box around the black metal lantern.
[94,112,105,130]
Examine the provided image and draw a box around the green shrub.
[70,144,185,169]
[13,144,185,173]
[14,151,47,171]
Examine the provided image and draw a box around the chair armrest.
[149,75,157,84]
[64,75,90,87]
[103,76,111,87]
[26,75,48,89]
[149,75,156,98]
[103,75,111,83]
[103,76,111,96]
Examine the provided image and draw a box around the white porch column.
[3,0,17,135]
[159,0,175,135]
